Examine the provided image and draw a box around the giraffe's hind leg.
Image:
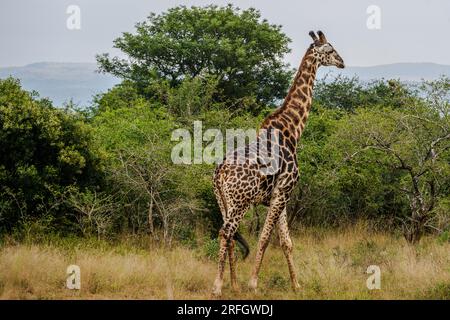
[278,209,300,291]
[212,228,229,297]
[212,205,249,297]
[227,239,240,292]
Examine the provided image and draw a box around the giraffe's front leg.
[278,210,300,291]
[248,215,277,291]
[249,195,287,292]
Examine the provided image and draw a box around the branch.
[425,132,450,161]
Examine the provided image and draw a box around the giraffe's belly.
[253,169,298,206]
[253,175,276,206]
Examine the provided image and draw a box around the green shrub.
[202,238,219,261]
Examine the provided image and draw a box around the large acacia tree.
[97,5,292,108]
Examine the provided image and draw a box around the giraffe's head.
[308,30,345,69]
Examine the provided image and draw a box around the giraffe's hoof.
[212,283,222,297]
[248,278,258,292]
[231,284,241,293]
[211,287,222,298]
[292,281,301,292]
[212,279,223,297]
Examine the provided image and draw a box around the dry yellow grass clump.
[0,226,449,300]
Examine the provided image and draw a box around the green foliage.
[2,0,450,248]
[437,231,449,244]
[314,76,417,111]
[97,4,292,110]
[13,213,57,243]
[423,282,450,300]
[289,77,449,239]
[66,188,116,239]
[92,103,179,237]
[0,78,102,232]
[267,272,289,289]
[202,238,219,260]
[92,80,146,114]
[166,76,221,118]
[323,79,448,241]
[314,76,363,111]
[2,71,448,245]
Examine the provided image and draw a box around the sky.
[1,0,450,68]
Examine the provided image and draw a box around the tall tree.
[97,5,292,109]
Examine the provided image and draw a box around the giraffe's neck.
[261,51,318,145]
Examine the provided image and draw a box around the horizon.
[3,61,450,70]
[2,60,448,107]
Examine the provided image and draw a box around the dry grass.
[0,226,449,300]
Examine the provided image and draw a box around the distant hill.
[317,62,450,82]
[1,62,449,107]
[0,62,119,107]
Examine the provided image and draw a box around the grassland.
[0,225,449,300]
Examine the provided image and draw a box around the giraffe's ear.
[317,30,328,44]
[309,31,319,42]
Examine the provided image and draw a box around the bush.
[202,238,219,260]
[0,78,102,233]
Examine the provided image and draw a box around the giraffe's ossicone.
[212,30,345,297]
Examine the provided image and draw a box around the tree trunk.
[403,194,428,244]
[148,195,154,237]
[403,218,423,244]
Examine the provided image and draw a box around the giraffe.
[211,30,345,296]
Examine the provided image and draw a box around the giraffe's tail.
[234,231,250,260]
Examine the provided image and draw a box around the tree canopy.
[97,5,293,109]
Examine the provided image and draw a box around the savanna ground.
[1,223,449,300]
